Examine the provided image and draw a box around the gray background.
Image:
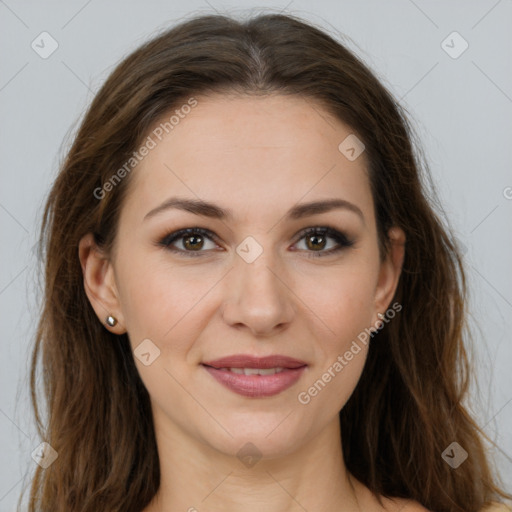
[1,0,511,509]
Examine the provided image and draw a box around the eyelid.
[293,226,353,245]
[157,225,355,257]
[158,227,220,256]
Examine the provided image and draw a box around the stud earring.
[105,315,118,327]
[377,312,385,320]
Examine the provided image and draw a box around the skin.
[79,93,428,511]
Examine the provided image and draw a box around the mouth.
[201,354,307,398]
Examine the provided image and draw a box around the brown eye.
[159,227,218,257]
[182,233,205,251]
[305,233,327,251]
[294,227,355,258]
[158,226,354,259]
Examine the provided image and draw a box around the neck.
[144,411,365,512]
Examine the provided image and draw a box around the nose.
[221,250,295,337]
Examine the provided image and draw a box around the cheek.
[115,251,220,358]
[115,256,213,412]
[297,276,373,417]
[298,260,378,344]
[309,344,369,420]
[293,261,376,411]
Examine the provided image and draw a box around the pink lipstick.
[202,355,307,398]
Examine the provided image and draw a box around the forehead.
[122,93,374,227]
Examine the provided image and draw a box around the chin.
[196,410,316,461]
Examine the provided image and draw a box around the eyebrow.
[144,197,364,223]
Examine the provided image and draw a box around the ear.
[78,233,126,334]
[373,226,405,320]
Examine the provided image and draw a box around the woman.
[23,12,511,512]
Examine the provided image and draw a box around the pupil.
[181,233,328,252]
[307,234,325,251]
[184,235,203,250]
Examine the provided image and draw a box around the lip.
[202,354,308,398]
[203,354,307,369]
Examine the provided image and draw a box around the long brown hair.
[21,12,511,512]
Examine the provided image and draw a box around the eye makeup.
[156,225,355,259]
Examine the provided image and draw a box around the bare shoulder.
[351,476,430,512]
[384,499,512,512]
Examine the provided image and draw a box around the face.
[80,93,404,459]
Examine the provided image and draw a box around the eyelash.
[157,226,355,258]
